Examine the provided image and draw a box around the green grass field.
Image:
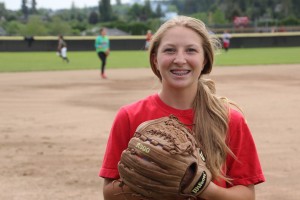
[0,47,299,72]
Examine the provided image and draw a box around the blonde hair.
[149,16,235,182]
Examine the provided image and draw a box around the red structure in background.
[233,16,249,27]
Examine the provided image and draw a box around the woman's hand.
[198,182,255,200]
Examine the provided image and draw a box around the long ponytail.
[193,78,233,182]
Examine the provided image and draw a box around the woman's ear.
[198,58,207,79]
[202,57,207,69]
[201,57,208,73]
[152,53,159,70]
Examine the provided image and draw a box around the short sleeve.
[99,108,131,179]
[226,109,265,187]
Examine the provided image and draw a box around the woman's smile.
[170,69,191,76]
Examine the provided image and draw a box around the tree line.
[0,0,299,36]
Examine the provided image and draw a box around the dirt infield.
[0,64,299,200]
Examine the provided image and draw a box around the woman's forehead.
[159,26,202,45]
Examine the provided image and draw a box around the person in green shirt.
[95,28,110,79]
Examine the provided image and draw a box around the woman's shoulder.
[227,107,253,138]
[229,107,244,120]
[228,107,248,129]
[121,94,157,111]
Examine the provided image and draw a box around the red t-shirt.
[99,94,265,187]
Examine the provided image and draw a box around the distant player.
[145,30,152,50]
[95,28,110,79]
[222,30,232,52]
[57,35,69,63]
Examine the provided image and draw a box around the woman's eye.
[164,48,175,53]
[187,48,197,53]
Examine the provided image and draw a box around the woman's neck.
[158,87,197,110]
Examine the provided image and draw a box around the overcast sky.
[0,0,132,11]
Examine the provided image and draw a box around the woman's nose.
[173,51,187,65]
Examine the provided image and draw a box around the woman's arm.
[104,178,254,200]
[200,182,255,200]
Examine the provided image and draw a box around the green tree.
[182,0,200,14]
[128,3,144,21]
[70,2,76,20]
[171,0,184,14]
[4,10,19,21]
[191,12,209,24]
[155,3,163,18]
[21,0,29,20]
[211,8,228,25]
[5,20,25,35]
[280,16,300,25]
[143,0,153,19]
[128,22,148,35]
[167,4,178,13]
[292,0,300,18]
[48,16,72,35]
[70,20,88,34]
[0,3,6,19]
[281,0,293,18]
[223,0,242,21]
[89,11,98,24]
[116,0,121,5]
[31,0,37,14]
[127,2,154,22]
[69,2,87,21]
[20,15,47,36]
[147,18,162,32]
[99,0,113,22]
[198,0,217,12]
[1,0,300,36]
[112,3,131,20]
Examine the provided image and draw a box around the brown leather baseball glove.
[118,115,211,200]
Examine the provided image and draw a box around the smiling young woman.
[99,16,265,200]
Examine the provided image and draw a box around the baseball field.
[0,49,299,200]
